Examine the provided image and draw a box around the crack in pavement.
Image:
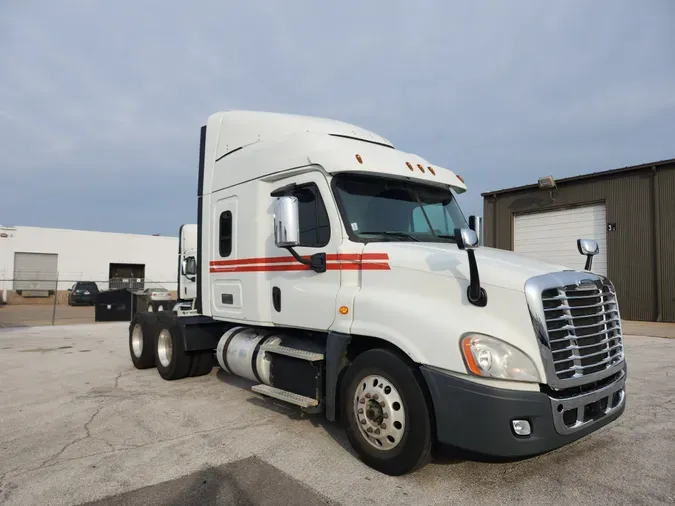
[2,415,277,482]
[40,405,105,468]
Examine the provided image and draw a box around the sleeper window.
[219,211,232,257]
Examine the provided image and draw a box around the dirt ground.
[0,305,96,328]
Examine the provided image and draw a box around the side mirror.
[182,256,197,276]
[577,238,599,271]
[454,227,486,306]
[455,228,479,251]
[274,196,300,248]
[468,216,482,244]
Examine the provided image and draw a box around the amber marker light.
[461,336,483,376]
[456,174,465,183]
[355,154,363,164]
[339,306,349,315]
[406,162,414,171]
[428,166,436,175]
[417,164,425,173]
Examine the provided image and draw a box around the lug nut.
[358,408,363,414]
[365,393,371,398]
[367,427,373,433]
[360,419,366,425]
[380,423,387,429]
[375,429,381,435]
[383,413,388,418]
[380,401,385,407]
[373,394,379,400]
[359,398,365,404]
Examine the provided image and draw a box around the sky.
[1,0,674,237]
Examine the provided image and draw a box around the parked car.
[142,287,173,312]
[67,281,100,306]
[143,287,172,302]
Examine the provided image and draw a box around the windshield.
[332,173,468,242]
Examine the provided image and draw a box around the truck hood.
[363,242,573,293]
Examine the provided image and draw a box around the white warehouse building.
[0,225,179,304]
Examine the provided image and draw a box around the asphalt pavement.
[0,323,673,505]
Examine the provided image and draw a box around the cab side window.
[291,184,330,247]
[219,211,232,257]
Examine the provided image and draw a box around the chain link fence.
[0,275,178,328]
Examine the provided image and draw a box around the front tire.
[341,348,433,476]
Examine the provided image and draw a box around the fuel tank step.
[251,384,319,408]
[259,342,324,362]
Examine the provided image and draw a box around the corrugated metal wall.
[657,167,675,322]
[483,163,675,322]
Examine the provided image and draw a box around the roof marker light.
[417,164,425,173]
[428,166,436,175]
[457,174,465,183]
[355,154,363,164]
[406,162,414,171]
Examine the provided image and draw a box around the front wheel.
[341,348,434,476]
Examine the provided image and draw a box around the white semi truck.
[129,110,627,475]
[177,223,198,303]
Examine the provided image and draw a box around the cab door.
[269,172,342,330]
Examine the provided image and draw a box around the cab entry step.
[259,342,324,362]
[251,384,319,408]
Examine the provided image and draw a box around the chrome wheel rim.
[157,329,173,368]
[353,375,406,451]
[131,324,143,358]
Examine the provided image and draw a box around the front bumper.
[420,364,626,458]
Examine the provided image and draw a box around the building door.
[109,263,146,290]
[13,252,58,295]
[513,203,608,276]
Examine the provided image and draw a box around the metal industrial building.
[482,158,675,323]
[0,226,179,304]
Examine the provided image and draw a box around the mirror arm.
[466,250,488,306]
[285,247,327,273]
[584,256,593,271]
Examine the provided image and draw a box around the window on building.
[291,184,330,247]
[219,211,232,257]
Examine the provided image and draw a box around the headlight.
[460,333,541,383]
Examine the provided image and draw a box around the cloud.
[1,0,674,233]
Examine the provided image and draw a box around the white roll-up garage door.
[13,252,59,291]
[513,204,607,276]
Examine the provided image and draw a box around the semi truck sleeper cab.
[128,110,626,476]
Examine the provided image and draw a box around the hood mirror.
[577,238,599,271]
[454,227,487,307]
[468,215,481,244]
[456,228,479,250]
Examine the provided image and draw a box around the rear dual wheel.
[129,317,156,369]
[155,323,213,380]
[342,349,433,476]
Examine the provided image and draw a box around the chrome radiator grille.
[541,281,624,381]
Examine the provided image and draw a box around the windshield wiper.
[359,231,420,242]
[436,234,457,242]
